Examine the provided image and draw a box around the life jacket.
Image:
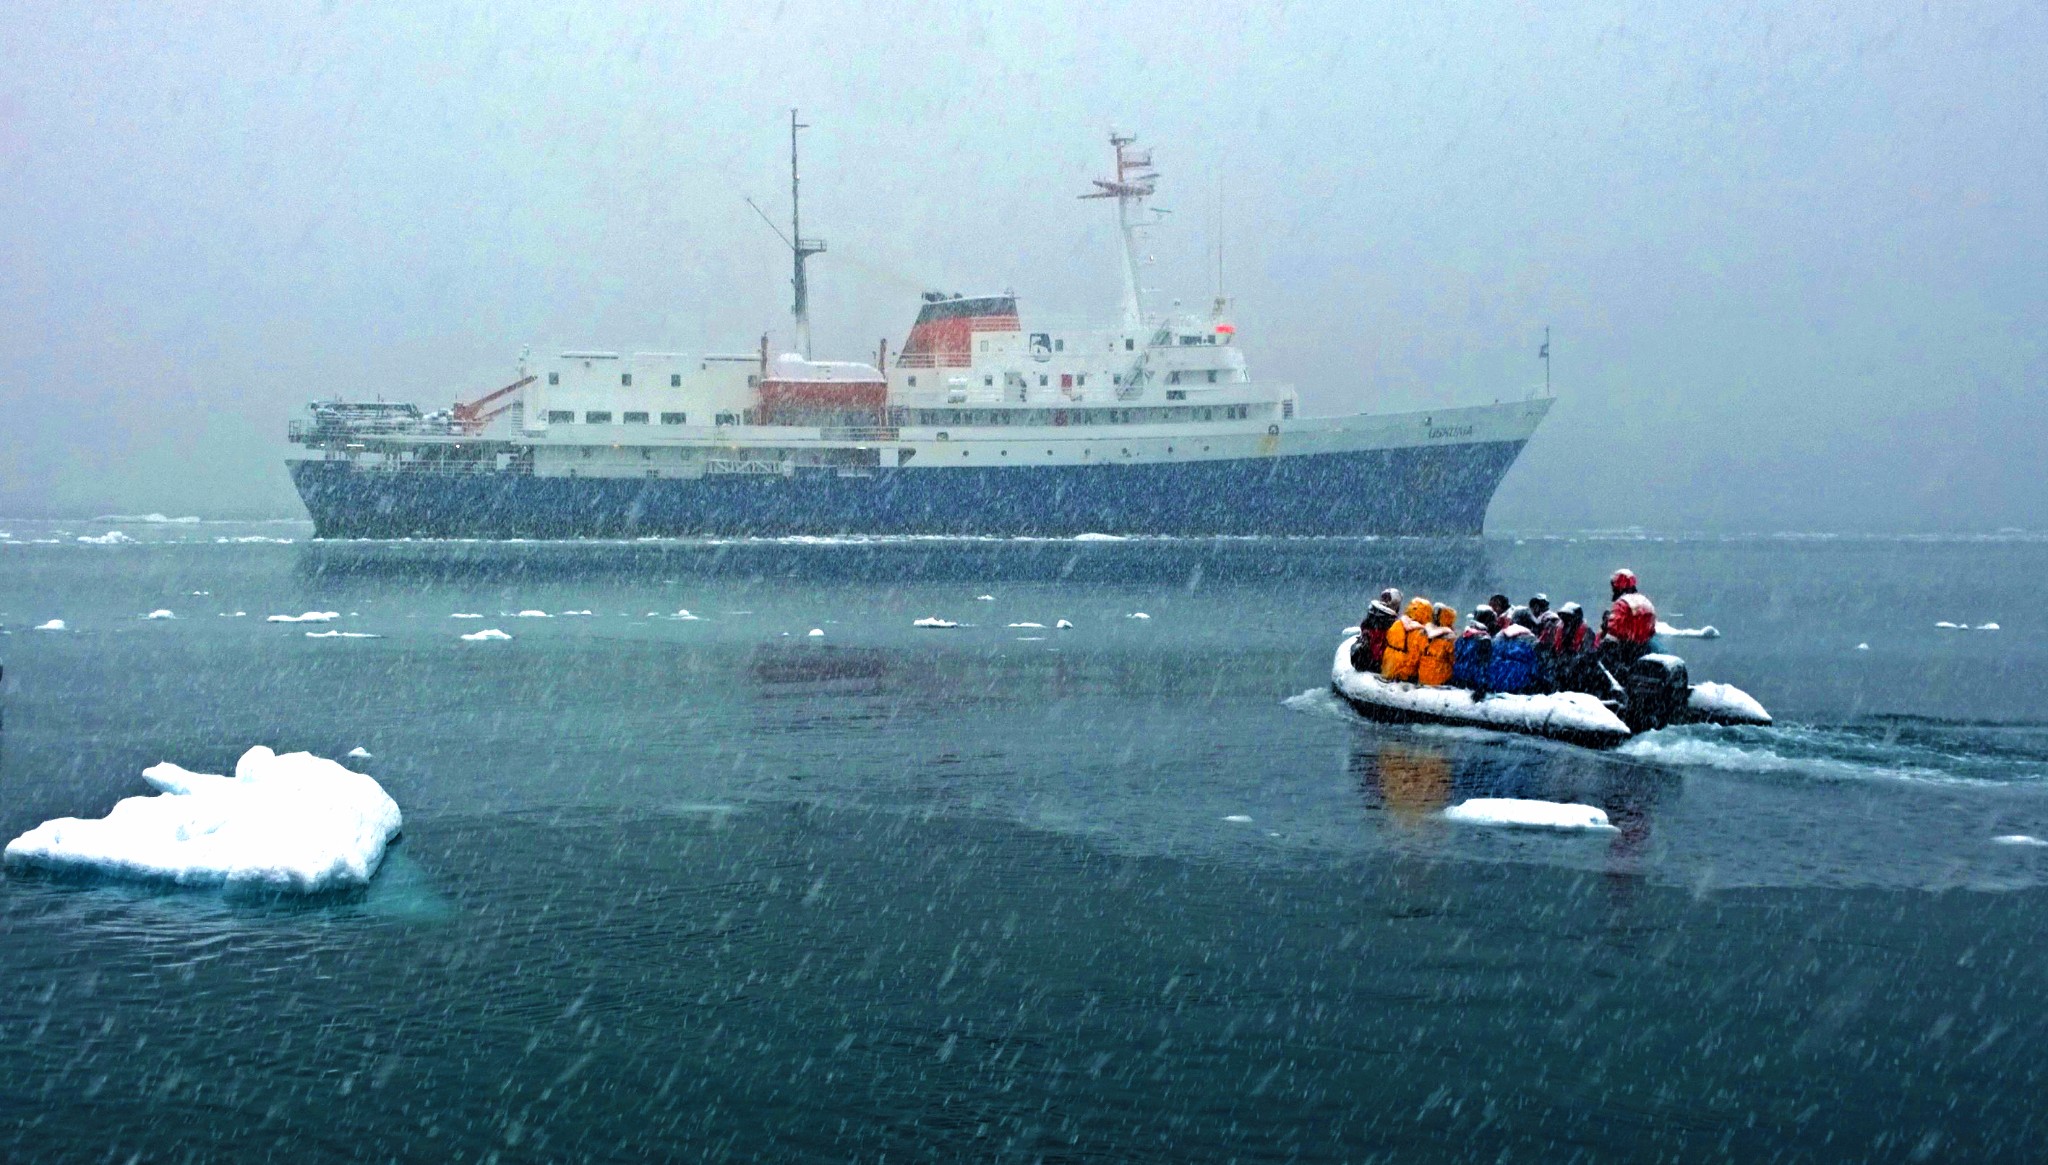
[1604,592,1658,645]
[1356,599,1399,672]
[1417,605,1458,686]
[1488,624,1540,693]
[1452,627,1492,688]
[1540,617,1593,655]
[1380,597,1434,682]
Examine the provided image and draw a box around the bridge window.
[1208,371,1218,384]
[670,374,682,387]
[621,373,632,386]
[622,411,649,424]
[1039,374,1048,387]
[1167,390,1185,400]
[1054,339,1064,352]
[585,411,612,424]
[547,410,574,423]
[661,412,686,425]
[1125,338,1134,351]
[715,412,738,425]
[908,376,917,387]
[984,376,993,387]
[1076,374,1086,387]
[547,372,560,386]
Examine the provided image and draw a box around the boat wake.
[1620,721,2048,787]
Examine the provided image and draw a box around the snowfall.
[3,746,403,892]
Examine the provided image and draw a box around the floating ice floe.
[145,609,175,620]
[1222,815,1253,823]
[1074,532,1124,541]
[1126,612,1151,620]
[1656,622,1720,639]
[1442,798,1617,832]
[1056,619,1074,630]
[190,590,210,596]
[1008,622,1046,629]
[450,612,483,619]
[913,617,960,629]
[1936,621,2002,631]
[1978,622,2001,631]
[34,619,66,631]
[3,746,403,892]
[267,611,339,623]
[222,611,246,618]
[1016,636,1045,641]
[461,628,512,641]
[98,513,199,524]
[1991,834,2048,847]
[513,609,551,618]
[1855,642,1871,651]
[77,531,133,545]
[975,595,995,601]
[215,536,294,544]
[346,747,373,759]
[561,609,594,616]
[808,628,825,637]
[305,630,379,639]
[672,609,703,620]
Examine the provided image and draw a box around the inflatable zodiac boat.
[1331,636,1771,749]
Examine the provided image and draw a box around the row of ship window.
[911,405,1254,426]
[544,373,685,387]
[549,410,690,425]
[907,369,1230,390]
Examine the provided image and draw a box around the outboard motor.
[1619,654,1691,733]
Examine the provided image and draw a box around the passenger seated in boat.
[1487,594,1513,627]
[1417,604,1458,686]
[1451,608,1498,691]
[1539,601,1600,691]
[1352,588,1403,673]
[1598,568,1659,671]
[1488,621,1541,694]
[1517,594,1552,633]
[1380,596,1434,682]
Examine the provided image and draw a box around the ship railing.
[819,426,899,442]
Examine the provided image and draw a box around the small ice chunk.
[3,746,403,892]
[975,594,995,601]
[1074,532,1124,541]
[1855,642,1870,651]
[191,590,210,596]
[1222,815,1253,823]
[305,630,379,639]
[1056,619,1074,630]
[1977,622,2001,632]
[808,628,824,637]
[561,610,594,616]
[77,531,133,545]
[145,609,176,620]
[450,612,483,619]
[513,610,550,618]
[461,628,512,641]
[913,617,960,629]
[1442,798,1617,831]
[34,619,65,631]
[267,611,339,623]
[346,747,372,759]
[1007,622,1045,629]
[672,609,702,620]
[1935,621,1963,630]
[1126,612,1151,620]
[1991,834,2048,847]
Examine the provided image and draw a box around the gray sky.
[2,0,2042,530]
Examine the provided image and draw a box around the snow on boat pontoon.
[1330,636,1770,750]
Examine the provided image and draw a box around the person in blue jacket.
[1452,608,1497,691]
[1487,620,1541,694]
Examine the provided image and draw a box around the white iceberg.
[346,747,373,759]
[77,531,133,545]
[145,609,175,620]
[461,628,512,641]
[975,595,995,601]
[1442,798,1617,832]
[305,630,379,639]
[267,611,339,624]
[1855,642,1871,651]
[1222,815,1253,823]
[1656,622,1720,639]
[1056,619,1074,630]
[672,609,703,620]
[808,628,825,637]
[913,617,960,629]
[3,746,403,892]
[561,609,594,616]
[1977,622,2001,632]
[1126,612,1151,620]
[33,619,65,631]
[1008,622,1046,629]
[513,609,551,618]
[1991,834,2048,847]
[1074,532,1125,542]
[450,612,483,619]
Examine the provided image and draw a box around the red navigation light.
[1214,323,1236,334]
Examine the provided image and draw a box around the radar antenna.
[1079,133,1159,333]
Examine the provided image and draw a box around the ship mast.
[1080,133,1159,333]
[788,109,827,358]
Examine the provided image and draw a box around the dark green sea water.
[2,520,2045,1161]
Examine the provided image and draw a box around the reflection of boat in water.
[1331,636,1771,749]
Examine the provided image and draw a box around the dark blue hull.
[289,441,1529,538]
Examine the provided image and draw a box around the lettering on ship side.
[1427,425,1475,440]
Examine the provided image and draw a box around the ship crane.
[452,374,536,434]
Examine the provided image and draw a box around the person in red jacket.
[1353,588,1403,673]
[1599,568,1659,670]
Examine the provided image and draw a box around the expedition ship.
[288,129,1549,538]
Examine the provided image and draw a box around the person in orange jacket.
[1599,568,1659,670]
[1417,603,1458,686]
[1380,596,1434,682]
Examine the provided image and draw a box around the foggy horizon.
[3,1,2042,532]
